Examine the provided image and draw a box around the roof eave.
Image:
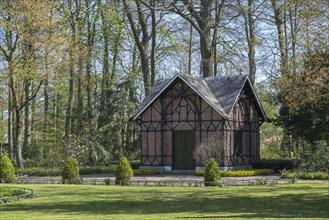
[178,75,229,120]
[246,77,268,122]
[227,76,268,122]
[132,74,179,121]
[132,74,230,121]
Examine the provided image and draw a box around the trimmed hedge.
[251,159,299,172]
[133,169,160,176]
[16,167,61,176]
[0,155,16,183]
[195,169,275,177]
[281,170,329,180]
[16,166,116,176]
[79,166,116,175]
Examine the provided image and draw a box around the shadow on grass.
[2,185,328,218]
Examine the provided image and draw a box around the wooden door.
[174,131,195,170]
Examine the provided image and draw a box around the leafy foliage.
[281,170,329,180]
[298,141,329,172]
[195,169,274,177]
[16,166,116,177]
[257,84,285,159]
[276,51,329,144]
[115,157,133,185]
[0,188,25,197]
[133,169,160,176]
[251,159,299,172]
[62,157,80,184]
[0,155,16,183]
[204,158,221,186]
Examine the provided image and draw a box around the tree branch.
[18,80,43,111]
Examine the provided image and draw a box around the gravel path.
[16,173,329,185]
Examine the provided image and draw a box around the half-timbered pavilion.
[131,74,267,171]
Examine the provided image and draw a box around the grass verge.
[0,183,328,219]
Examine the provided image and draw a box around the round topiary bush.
[204,158,221,186]
[115,157,133,185]
[62,157,80,184]
[0,155,16,183]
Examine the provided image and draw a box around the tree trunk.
[85,2,97,132]
[23,80,31,157]
[289,1,297,74]
[7,70,14,159]
[99,8,110,126]
[43,53,49,158]
[188,22,193,75]
[77,26,84,135]
[53,92,58,145]
[65,44,75,141]
[271,0,288,75]
[171,0,225,77]
[247,0,256,84]
[123,0,151,93]
[150,0,156,85]
[271,0,293,158]
[199,0,213,77]
[14,109,23,168]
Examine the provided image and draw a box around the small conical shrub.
[115,157,133,185]
[62,157,80,184]
[0,155,16,183]
[204,158,221,186]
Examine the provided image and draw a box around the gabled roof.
[131,74,267,122]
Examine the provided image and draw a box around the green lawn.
[0,184,328,219]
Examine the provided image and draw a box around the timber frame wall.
[136,78,261,168]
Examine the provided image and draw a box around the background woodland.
[0,0,328,168]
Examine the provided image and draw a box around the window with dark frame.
[233,130,242,155]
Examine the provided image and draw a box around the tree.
[237,0,256,84]
[123,0,152,92]
[0,0,56,168]
[140,0,226,77]
[276,51,329,144]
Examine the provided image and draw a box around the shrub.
[194,133,223,166]
[104,178,111,185]
[0,155,16,183]
[130,161,141,170]
[221,169,274,177]
[195,169,274,177]
[16,167,61,176]
[195,170,205,176]
[115,157,133,185]
[298,141,329,172]
[62,157,80,184]
[16,166,116,177]
[133,169,160,176]
[281,170,329,180]
[251,159,299,172]
[204,158,221,186]
[79,166,116,175]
